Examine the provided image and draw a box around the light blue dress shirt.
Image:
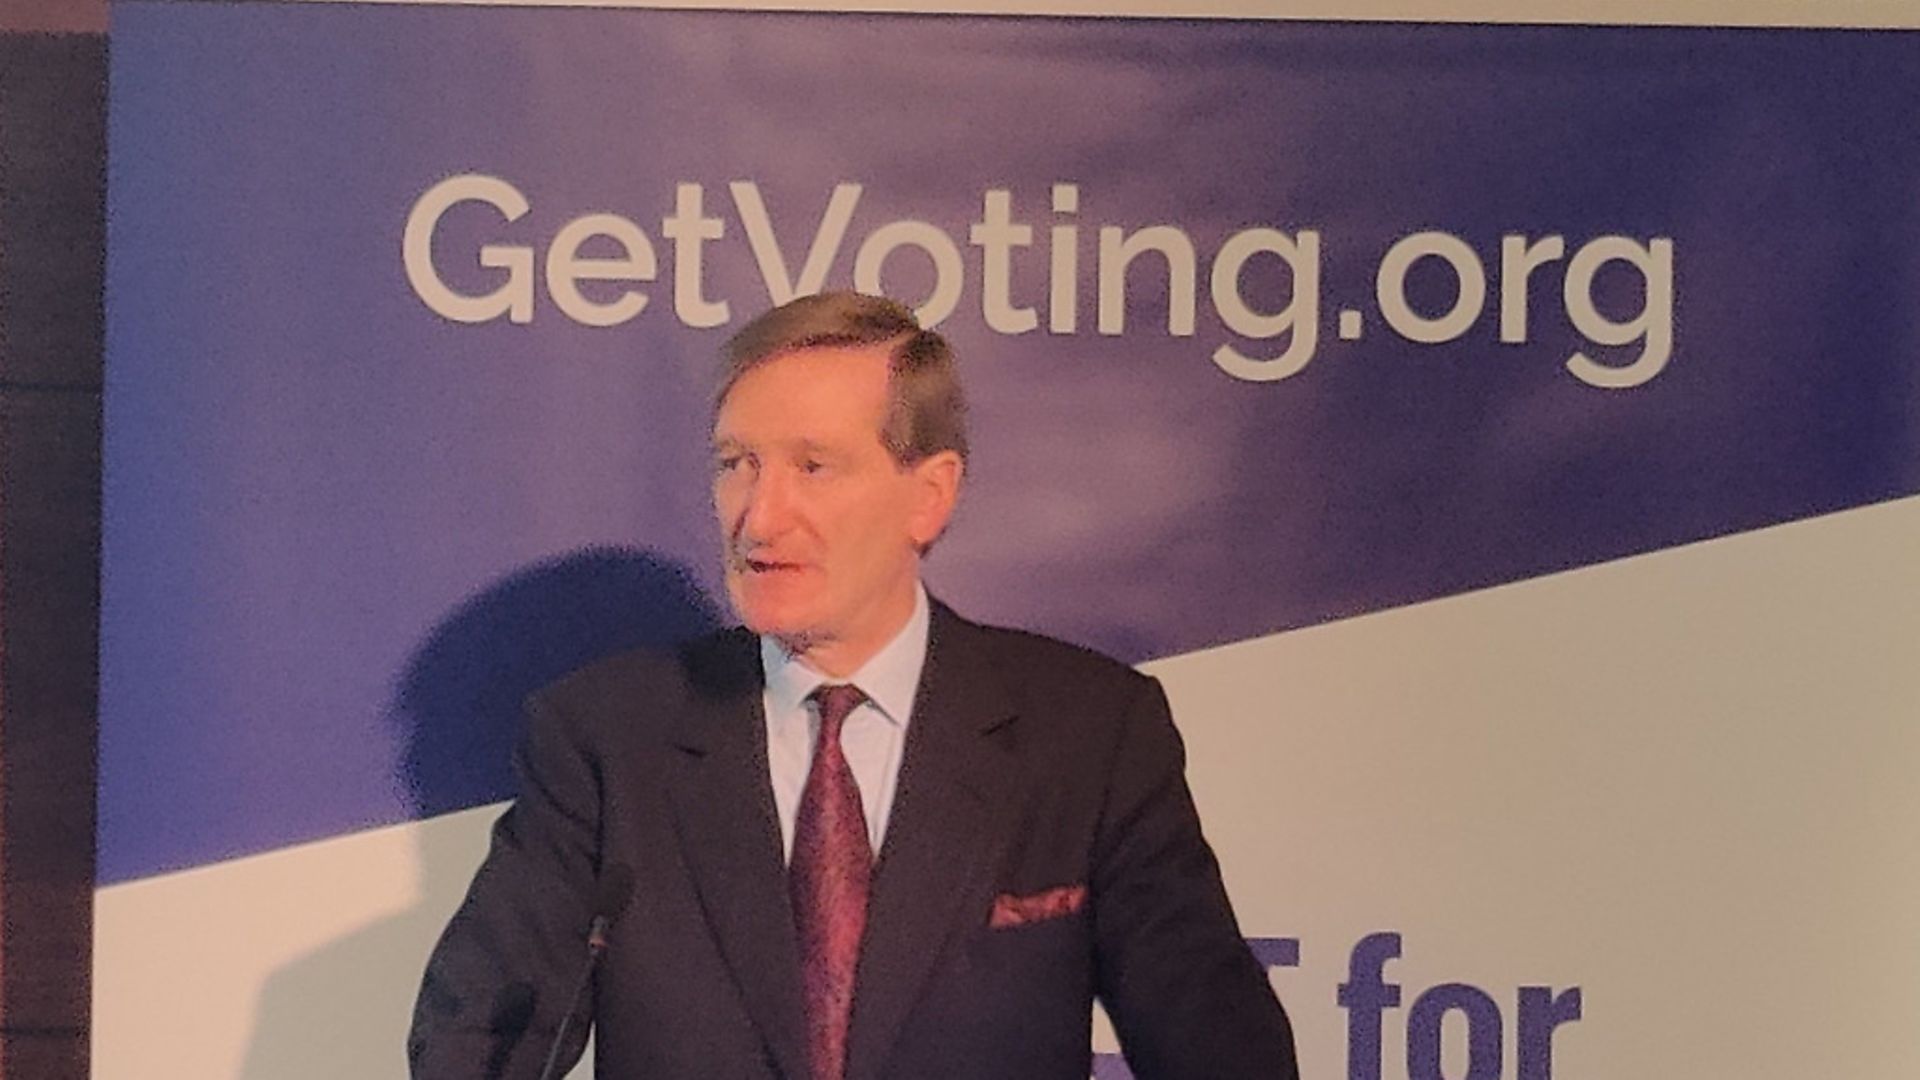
[761,584,930,864]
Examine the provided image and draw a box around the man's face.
[712,342,959,666]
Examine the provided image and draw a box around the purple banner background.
[102,4,1920,883]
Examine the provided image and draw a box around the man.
[410,292,1298,1079]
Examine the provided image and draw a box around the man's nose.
[737,466,795,542]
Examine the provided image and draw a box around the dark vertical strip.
[0,25,108,1080]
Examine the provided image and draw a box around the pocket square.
[989,883,1087,928]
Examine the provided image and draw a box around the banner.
[98,4,1920,1077]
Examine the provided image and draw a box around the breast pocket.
[968,906,1091,984]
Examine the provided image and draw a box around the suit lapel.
[845,603,1025,1080]
[661,631,810,1080]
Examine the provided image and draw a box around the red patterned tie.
[791,684,872,1080]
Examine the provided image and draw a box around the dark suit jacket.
[409,601,1297,1079]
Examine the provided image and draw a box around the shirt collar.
[759,583,930,728]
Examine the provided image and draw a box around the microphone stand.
[536,865,634,1080]
[533,913,613,1080]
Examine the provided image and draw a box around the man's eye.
[715,455,744,474]
[799,459,825,475]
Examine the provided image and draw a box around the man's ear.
[906,450,964,548]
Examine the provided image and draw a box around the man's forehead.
[714,346,891,432]
[710,432,841,453]
[725,341,894,397]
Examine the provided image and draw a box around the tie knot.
[811,684,867,736]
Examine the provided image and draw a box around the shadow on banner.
[242,546,721,1079]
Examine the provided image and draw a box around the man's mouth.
[740,556,802,574]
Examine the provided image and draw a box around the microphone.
[585,863,636,951]
[535,864,636,1080]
